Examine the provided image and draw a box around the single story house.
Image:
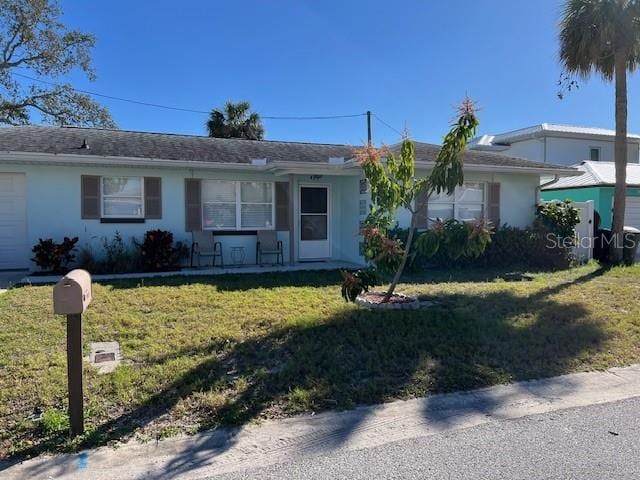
[541,160,640,230]
[0,125,578,270]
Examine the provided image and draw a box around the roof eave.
[414,160,580,176]
[0,151,362,174]
[493,129,640,145]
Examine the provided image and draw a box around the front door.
[299,185,330,260]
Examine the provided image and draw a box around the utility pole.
[366,110,372,145]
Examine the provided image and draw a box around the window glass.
[590,148,600,161]
[301,187,328,213]
[429,188,453,203]
[241,182,272,203]
[425,183,485,226]
[203,204,236,229]
[457,204,484,222]
[103,198,143,217]
[301,215,328,240]
[455,183,484,203]
[428,204,454,224]
[241,204,273,228]
[202,180,274,230]
[203,181,236,203]
[102,177,143,217]
[103,177,142,196]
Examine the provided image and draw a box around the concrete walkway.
[19,261,363,285]
[0,270,28,294]
[3,364,640,480]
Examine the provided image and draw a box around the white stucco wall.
[0,162,363,269]
[500,137,640,166]
[502,139,544,162]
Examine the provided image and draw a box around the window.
[102,176,143,218]
[203,180,236,229]
[590,147,601,161]
[202,180,274,230]
[427,182,485,226]
[241,182,273,228]
[359,178,369,194]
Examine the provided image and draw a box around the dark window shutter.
[415,189,429,229]
[275,181,290,231]
[81,175,100,219]
[487,182,501,227]
[185,178,202,232]
[144,177,162,219]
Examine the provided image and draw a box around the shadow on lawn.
[87,264,570,294]
[12,268,611,479]
[98,269,344,292]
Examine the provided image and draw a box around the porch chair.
[256,230,284,266]
[191,231,223,267]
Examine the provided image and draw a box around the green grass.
[1,263,640,459]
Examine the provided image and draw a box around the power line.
[12,72,367,121]
[372,112,404,137]
[263,113,365,120]
[14,72,210,114]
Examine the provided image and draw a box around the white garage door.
[0,173,28,269]
[624,197,640,230]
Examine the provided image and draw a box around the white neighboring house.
[469,124,640,166]
[0,126,578,270]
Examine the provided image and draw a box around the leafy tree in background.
[356,99,488,303]
[0,0,115,127]
[559,0,640,263]
[206,101,264,140]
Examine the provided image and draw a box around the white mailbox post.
[53,269,92,437]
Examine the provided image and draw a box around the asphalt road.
[208,397,640,480]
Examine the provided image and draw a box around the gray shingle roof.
[0,125,576,172]
[0,125,354,163]
[391,141,576,171]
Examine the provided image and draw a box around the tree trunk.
[383,212,417,302]
[610,52,629,264]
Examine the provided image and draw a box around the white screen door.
[299,185,330,260]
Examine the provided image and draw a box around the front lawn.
[1,264,639,459]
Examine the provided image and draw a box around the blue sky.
[55,0,639,145]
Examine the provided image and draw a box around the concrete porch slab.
[0,270,29,293]
[19,261,365,285]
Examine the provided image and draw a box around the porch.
[188,171,365,266]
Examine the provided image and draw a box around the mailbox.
[53,269,92,315]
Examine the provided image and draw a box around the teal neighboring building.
[541,161,640,229]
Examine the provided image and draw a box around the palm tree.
[206,101,264,140]
[559,0,640,263]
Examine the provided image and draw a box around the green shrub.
[31,237,79,272]
[536,200,580,241]
[39,408,69,434]
[77,230,188,274]
[135,229,188,272]
[340,268,380,302]
[101,232,141,273]
[393,222,574,271]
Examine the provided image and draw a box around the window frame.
[101,176,145,219]
[589,147,601,162]
[427,182,486,226]
[201,180,276,231]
